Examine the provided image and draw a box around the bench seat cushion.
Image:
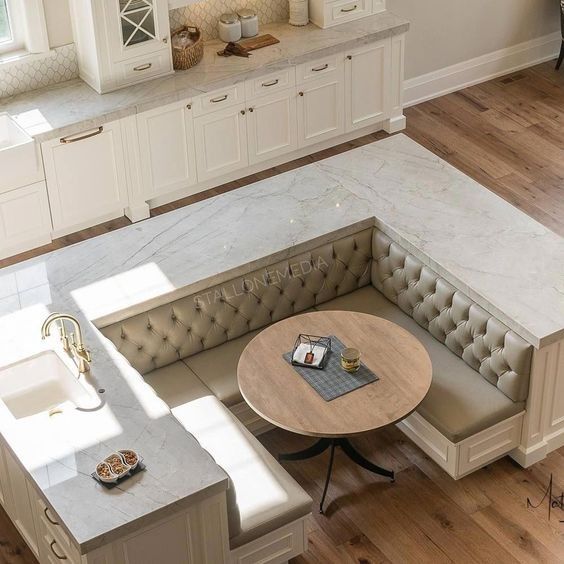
[143,362,213,408]
[316,287,525,443]
[182,330,261,407]
[172,395,312,549]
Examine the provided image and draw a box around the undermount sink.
[0,113,38,192]
[0,351,91,419]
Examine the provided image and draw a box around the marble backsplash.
[170,0,289,40]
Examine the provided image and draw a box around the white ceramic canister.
[289,0,309,26]
[237,8,259,38]
[218,13,242,43]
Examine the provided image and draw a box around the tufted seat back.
[371,230,532,402]
[100,229,373,375]
[100,226,532,404]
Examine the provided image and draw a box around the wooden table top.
[237,311,432,438]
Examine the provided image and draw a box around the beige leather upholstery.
[143,362,212,409]
[371,230,532,402]
[317,287,525,442]
[100,228,373,375]
[173,395,312,548]
[182,330,261,407]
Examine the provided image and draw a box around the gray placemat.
[283,335,378,401]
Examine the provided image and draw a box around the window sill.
[0,48,52,69]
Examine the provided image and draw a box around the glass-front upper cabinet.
[105,0,170,62]
[120,0,156,47]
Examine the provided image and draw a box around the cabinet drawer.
[315,0,374,28]
[296,54,343,84]
[37,499,70,548]
[193,84,246,116]
[245,68,296,98]
[40,533,79,564]
[0,182,52,260]
[114,49,172,86]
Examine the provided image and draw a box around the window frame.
[0,0,25,55]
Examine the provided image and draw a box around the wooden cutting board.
[240,34,280,51]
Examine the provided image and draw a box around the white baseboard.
[404,31,562,107]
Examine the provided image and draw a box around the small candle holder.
[291,334,331,369]
[341,347,361,373]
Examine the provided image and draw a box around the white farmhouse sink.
[0,351,91,419]
[0,113,40,193]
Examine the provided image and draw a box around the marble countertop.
[0,13,408,142]
[0,134,562,554]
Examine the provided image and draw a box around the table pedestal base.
[279,438,394,514]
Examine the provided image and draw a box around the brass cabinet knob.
[249,107,254,112]
[347,55,352,60]
[240,109,246,115]
[298,91,304,97]
[186,103,192,110]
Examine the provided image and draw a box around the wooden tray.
[240,34,280,51]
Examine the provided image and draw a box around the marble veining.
[0,134,562,553]
[0,14,409,141]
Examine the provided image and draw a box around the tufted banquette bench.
[99,226,533,558]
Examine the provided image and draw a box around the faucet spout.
[41,313,91,373]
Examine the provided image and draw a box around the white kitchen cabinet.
[0,182,52,260]
[42,121,129,236]
[194,104,249,182]
[70,0,173,93]
[297,74,345,148]
[137,100,198,200]
[3,448,39,557]
[247,89,298,165]
[345,40,390,132]
[309,0,387,29]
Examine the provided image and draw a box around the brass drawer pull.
[50,540,67,560]
[133,63,152,71]
[211,94,228,103]
[262,79,279,87]
[44,506,59,525]
[312,63,329,72]
[60,126,103,144]
[341,5,358,12]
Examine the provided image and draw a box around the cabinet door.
[103,0,171,63]
[247,89,298,165]
[0,182,52,260]
[297,74,344,148]
[3,449,38,557]
[345,40,390,132]
[42,121,129,235]
[137,100,197,199]
[194,105,249,182]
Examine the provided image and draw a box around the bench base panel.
[397,411,525,479]
[230,517,308,564]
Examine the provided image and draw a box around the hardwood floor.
[0,61,563,563]
[261,426,564,564]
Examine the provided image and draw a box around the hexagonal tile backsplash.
[170,0,289,40]
[0,44,79,99]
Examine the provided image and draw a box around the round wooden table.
[238,310,433,513]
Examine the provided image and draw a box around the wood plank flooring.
[0,61,563,563]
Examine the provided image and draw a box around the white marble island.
[0,134,562,560]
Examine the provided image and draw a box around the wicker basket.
[171,26,204,71]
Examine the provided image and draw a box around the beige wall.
[41,0,561,75]
[43,0,73,48]
[387,0,561,79]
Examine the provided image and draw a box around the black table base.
[279,438,394,514]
